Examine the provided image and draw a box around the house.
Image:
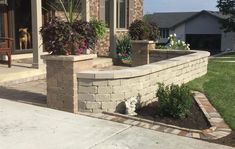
[146,10,235,54]
[0,0,143,68]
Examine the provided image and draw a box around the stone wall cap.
[131,40,155,44]
[41,54,97,62]
[77,50,210,80]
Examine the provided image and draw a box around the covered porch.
[0,0,118,85]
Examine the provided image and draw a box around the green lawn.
[212,58,235,61]
[187,53,235,130]
[218,52,235,57]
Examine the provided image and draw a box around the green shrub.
[168,34,190,50]
[90,20,107,39]
[156,83,193,119]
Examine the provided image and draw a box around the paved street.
[0,99,233,149]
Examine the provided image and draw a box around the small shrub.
[90,20,107,39]
[156,44,167,49]
[156,83,193,119]
[128,20,149,40]
[168,34,190,50]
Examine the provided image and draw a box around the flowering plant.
[116,36,132,65]
[168,34,190,50]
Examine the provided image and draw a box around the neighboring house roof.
[146,12,197,28]
[146,10,229,29]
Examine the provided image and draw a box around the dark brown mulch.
[208,131,235,147]
[136,100,210,130]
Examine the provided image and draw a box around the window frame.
[116,0,127,29]
[0,5,8,46]
[102,0,128,29]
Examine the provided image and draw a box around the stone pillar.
[31,0,44,69]
[83,0,90,22]
[42,54,97,113]
[110,0,117,58]
[131,40,155,67]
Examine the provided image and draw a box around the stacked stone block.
[77,50,210,113]
[43,55,96,113]
[149,49,192,63]
[131,40,156,67]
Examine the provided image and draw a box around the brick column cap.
[41,54,97,62]
[131,40,155,44]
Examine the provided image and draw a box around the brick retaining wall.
[77,50,210,113]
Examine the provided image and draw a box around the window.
[105,0,110,27]
[116,0,127,28]
[160,28,169,38]
[103,0,127,29]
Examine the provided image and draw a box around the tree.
[217,0,235,32]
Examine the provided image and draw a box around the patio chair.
[0,37,13,68]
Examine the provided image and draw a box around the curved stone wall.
[77,50,210,113]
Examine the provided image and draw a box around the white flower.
[170,34,173,38]
[174,33,177,37]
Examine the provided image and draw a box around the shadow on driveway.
[0,86,46,107]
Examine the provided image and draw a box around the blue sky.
[144,0,218,14]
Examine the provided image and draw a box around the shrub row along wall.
[77,50,210,113]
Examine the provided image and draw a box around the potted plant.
[128,20,159,66]
[116,36,132,66]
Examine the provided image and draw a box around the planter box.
[42,54,97,113]
[131,40,155,67]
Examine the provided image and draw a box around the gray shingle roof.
[146,10,228,29]
[146,12,197,28]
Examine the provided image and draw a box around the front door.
[0,4,9,47]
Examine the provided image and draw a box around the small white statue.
[125,94,141,116]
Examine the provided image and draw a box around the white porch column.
[110,0,117,58]
[83,0,90,22]
[31,0,43,69]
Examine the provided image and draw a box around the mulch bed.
[208,131,235,147]
[136,100,210,130]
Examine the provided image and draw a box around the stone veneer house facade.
[87,0,143,57]
[0,0,143,68]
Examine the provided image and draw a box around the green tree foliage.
[217,0,235,32]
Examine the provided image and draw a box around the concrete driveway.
[0,99,233,149]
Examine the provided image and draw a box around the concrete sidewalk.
[0,99,233,149]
